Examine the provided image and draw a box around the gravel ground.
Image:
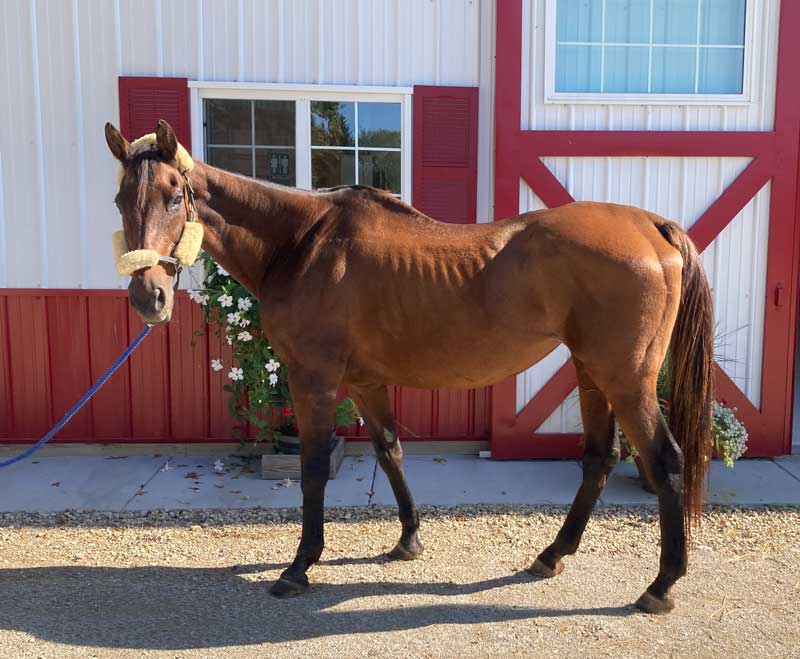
[0,505,798,659]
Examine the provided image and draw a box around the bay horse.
[105,120,713,614]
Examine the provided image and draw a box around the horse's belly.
[350,333,561,389]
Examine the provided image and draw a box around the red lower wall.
[0,290,490,444]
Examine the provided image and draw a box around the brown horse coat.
[106,121,714,614]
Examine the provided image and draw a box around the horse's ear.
[105,123,129,163]
[156,119,178,163]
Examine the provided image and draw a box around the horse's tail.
[655,220,714,536]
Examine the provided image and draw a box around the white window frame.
[189,82,413,203]
[543,0,755,106]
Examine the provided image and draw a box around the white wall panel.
[0,0,491,289]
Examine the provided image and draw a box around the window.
[197,85,410,199]
[548,0,749,102]
[311,101,401,194]
[205,99,296,185]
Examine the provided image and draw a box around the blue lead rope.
[0,325,153,468]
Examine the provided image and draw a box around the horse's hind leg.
[349,383,423,559]
[529,360,618,578]
[612,391,686,614]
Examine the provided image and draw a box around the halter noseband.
[112,137,204,278]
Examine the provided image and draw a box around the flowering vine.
[189,253,359,444]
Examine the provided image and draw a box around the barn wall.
[515,0,780,431]
[0,0,494,290]
[0,0,495,443]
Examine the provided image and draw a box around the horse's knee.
[581,442,620,483]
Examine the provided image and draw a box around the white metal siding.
[0,0,493,289]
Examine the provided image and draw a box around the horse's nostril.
[153,287,167,312]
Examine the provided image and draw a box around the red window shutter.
[118,76,191,152]
[412,85,479,224]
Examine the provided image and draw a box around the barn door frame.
[491,0,800,459]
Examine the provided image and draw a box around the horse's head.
[105,120,200,325]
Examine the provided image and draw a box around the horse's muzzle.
[128,269,175,324]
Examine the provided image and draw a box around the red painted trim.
[520,130,772,158]
[492,434,584,460]
[491,0,800,458]
[687,157,771,252]
[519,158,574,208]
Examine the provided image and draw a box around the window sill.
[544,92,752,107]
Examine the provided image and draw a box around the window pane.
[698,48,744,94]
[312,150,355,188]
[651,46,696,93]
[207,147,253,177]
[255,148,295,186]
[605,0,650,43]
[555,45,601,92]
[604,46,649,92]
[254,100,295,146]
[358,151,400,193]
[205,99,251,145]
[358,103,401,148]
[700,0,745,45]
[311,102,355,147]
[556,0,602,42]
[653,0,698,45]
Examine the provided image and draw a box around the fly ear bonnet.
[112,133,203,276]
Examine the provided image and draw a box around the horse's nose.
[153,286,167,312]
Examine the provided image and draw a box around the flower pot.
[275,434,301,455]
[261,435,345,480]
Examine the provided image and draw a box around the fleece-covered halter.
[112,134,204,276]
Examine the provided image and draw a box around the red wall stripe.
[6,295,52,439]
[46,296,92,439]
[87,296,131,439]
[0,291,490,444]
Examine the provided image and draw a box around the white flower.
[228,367,243,381]
[269,373,278,387]
[237,330,253,342]
[216,264,229,276]
[238,297,253,311]
[210,358,223,372]
[239,318,251,327]
[218,294,233,308]
[358,416,365,427]
[226,311,242,326]
[226,336,233,345]
[265,358,281,373]
[213,459,225,474]
[188,289,209,306]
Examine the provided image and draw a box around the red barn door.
[491,0,800,459]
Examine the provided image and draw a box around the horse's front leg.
[270,369,339,598]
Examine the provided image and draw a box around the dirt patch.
[0,505,798,658]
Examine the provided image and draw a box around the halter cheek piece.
[112,134,204,277]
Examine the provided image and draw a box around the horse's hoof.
[387,539,424,561]
[527,557,564,578]
[269,576,309,598]
[635,591,675,614]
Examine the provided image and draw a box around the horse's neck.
[192,163,325,293]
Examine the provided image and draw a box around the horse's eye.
[169,193,183,210]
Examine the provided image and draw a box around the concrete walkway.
[1,452,799,512]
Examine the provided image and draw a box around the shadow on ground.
[0,562,634,649]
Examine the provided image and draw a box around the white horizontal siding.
[522,0,779,131]
[0,0,492,289]
[518,157,770,432]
